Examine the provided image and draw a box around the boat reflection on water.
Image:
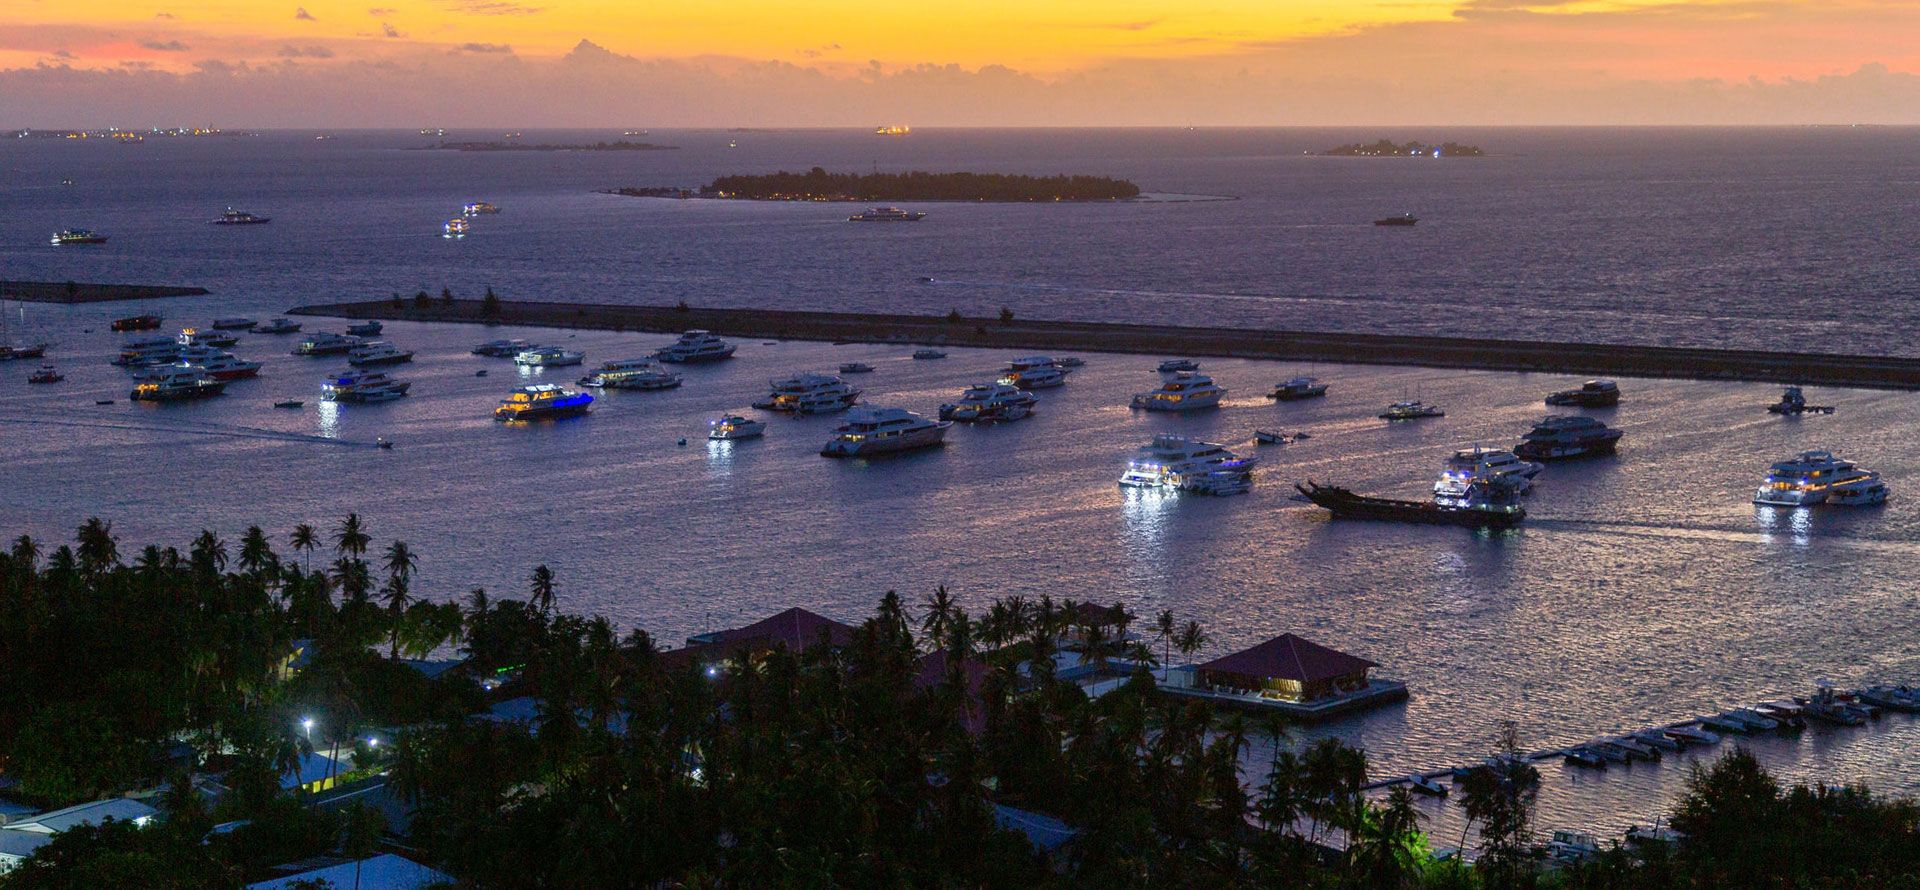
[1754,502,1815,547]
[1118,483,1177,576]
[314,398,341,440]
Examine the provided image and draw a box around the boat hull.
[349,355,414,367]
[1271,389,1327,401]
[1515,437,1620,461]
[131,382,228,401]
[495,404,590,421]
[656,348,736,364]
[1296,482,1524,529]
[821,423,949,457]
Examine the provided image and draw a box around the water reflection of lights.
[1754,504,1814,546]
[1119,483,1177,558]
[314,399,340,439]
[705,438,736,479]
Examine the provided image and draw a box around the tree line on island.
[1,519,1916,888]
[614,167,1142,202]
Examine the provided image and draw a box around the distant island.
[417,140,679,152]
[609,167,1142,202]
[1321,139,1484,158]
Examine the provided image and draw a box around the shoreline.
[2,280,210,304]
[287,298,1920,390]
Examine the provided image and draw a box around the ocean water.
[3,128,1919,839]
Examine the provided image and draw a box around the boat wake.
[0,413,390,449]
[1527,517,1920,551]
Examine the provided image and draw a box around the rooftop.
[1198,633,1377,683]
[248,854,452,890]
[683,607,856,656]
[3,798,156,834]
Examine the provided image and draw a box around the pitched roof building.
[678,607,856,662]
[1196,634,1378,703]
[2,798,156,835]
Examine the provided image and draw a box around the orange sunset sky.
[4,0,1919,125]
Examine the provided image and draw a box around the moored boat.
[1514,415,1622,461]
[1296,479,1524,529]
[112,314,162,332]
[1754,451,1888,506]
[754,373,861,414]
[1545,379,1620,407]
[998,356,1071,389]
[348,340,415,367]
[655,330,735,363]
[1131,372,1225,412]
[1374,214,1417,226]
[130,369,228,401]
[256,318,303,334]
[709,414,765,440]
[1269,377,1328,400]
[345,320,383,337]
[211,208,270,225]
[1157,359,1199,374]
[1380,400,1443,420]
[912,348,947,360]
[27,364,62,384]
[938,383,1036,423]
[473,339,534,357]
[211,317,256,330]
[494,384,593,421]
[1768,385,1834,415]
[513,346,584,368]
[176,328,239,349]
[51,228,108,245]
[848,207,926,222]
[1119,435,1257,493]
[293,332,361,356]
[838,362,875,374]
[820,407,951,457]
[322,370,412,403]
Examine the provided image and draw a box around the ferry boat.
[1119,435,1257,493]
[114,337,182,366]
[1513,415,1622,460]
[938,383,1037,422]
[578,359,666,386]
[322,370,411,403]
[348,340,415,367]
[494,384,593,421]
[1296,479,1525,529]
[463,202,501,216]
[211,317,256,330]
[1157,359,1199,374]
[130,369,228,402]
[820,407,951,457]
[293,332,361,356]
[1131,372,1225,412]
[654,330,736,363]
[177,328,239,349]
[1380,401,1444,421]
[111,314,162,332]
[1269,377,1328,400]
[754,373,861,414]
[1545,379,1620,407]
[848,207,926,222]
[211,208,270,225]
[473,339,533,357]
[913,348,947,360]
[443,218,469,237]
[709,414,766,440]
[152,351,261,381]
[599,367,683,390]
[27,364,61,384]
[1373,214,1418,227]
[838,362,875,374]
[1753,451,1889,506]
[513,346,584,368]
[51,229,108,245]
[0,342,49,361]
[1434,447,1543,505]
[345,320,383,337]
[1767,386,1834,415]
[256,318,302,334]
[997,356,1071,389]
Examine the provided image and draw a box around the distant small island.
[1321,139,1483,158]
[609,167,1141,202]
[417,140,679,152]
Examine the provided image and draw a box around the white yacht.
[294,332,362,356]
[1269,378,1329,400]
[938,383,1037,423]
[1514,415,1623,460]
[1131,372,1225,412]
[513,346,585,368]
[256,318,302,334]
[115,337,185,366]
[176,328,239,349]
[1381,401,1444,420]
[754,374,862,414]
[322,370,411,403]
[1754,451,1889,506]
[348,340,415,367]
[1434,447,1543,505]
[152,350,262,381]
[709,414,766,440]
[1118,435,1257,493]
[998,356,1071,389]
[473,339,533,357]
[600,366,683,390]
[654,330,735,363]
[579,359,666,386]
[820,407,951,457]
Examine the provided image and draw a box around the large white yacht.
[322,370,412,403]
[600,366,683,390]
[820,407,951,457]
[473,339,534,357]
[293,332,362,357]
[1434,447,1544,505]
[115,337,185,367]
[513,346,584,368]
[1118,435,1257,493]
[1514,415,1623,460]
[129,369,227,401]
[938,383,1037,422]
[348,340,416,367]
[149,349,261,381]
[654,330,736,363]
[1754,451,1889,506]
[1131,372,1225,412]
[998,356,1071,389]
[176,327,239,349]
[709,414,766,440]
[754,373,862,414]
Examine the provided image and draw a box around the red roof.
[1197,634,1376,683]
[690,607,855,654]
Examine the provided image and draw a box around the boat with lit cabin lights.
[819,407,951,457]
[512,346,584,368]
[1118,435,1257,492]
[494,384,593,421]
[1753,451,1888,506]
[938,383,1037,422]
[654,330,736,363]
[1433,447,1542,505]
[130,369,228,401]
[293,332,362,356]
[463,202,501,215]
[848,207,925,221]
[1131,372,1225,411]
[754,373,861,413]
[709,414,765,440]
[1380,401,1444,420]
[323,370,411,403]
[176,328,238,349]
[998,356,1071,389]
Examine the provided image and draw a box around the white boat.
[148,351,261,381]
[600,367,682,390]
[1754,450,1888,506]
[348,340,415,367]
[293,332,361,356]
[513,346,585,368]
[1269,377,1328,400]
[1380,400,1444,420]
[997,356,1071,389]
[1157,359,1199,374]
[444,218,469,237]
[1406,775,1448,797]
[176,327,239,348]
[579,359,666,386]
[820,407,951,457]
[1664,725,1721,745]
[913,348,947,360]
[1054,357,1084,368]
[1254,429,1310,445]
[322,370,412,403]
[345,320,384,337]
[1433,447,1543,504]
[1515,415,1622,460]
[1119,435,1257,492]
[848,207,926,222]
[654,330,735,363]
[938,383,1037,423]
[709,414,765,440]
[473,339,533,357]
[114,337,185,366]
[839,362,875,374]
[1130,372,1225,412]
[753,373,861,414]
[256,318,302,334]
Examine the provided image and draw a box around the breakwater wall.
[288,299,1920,390]
[1,280,210,303]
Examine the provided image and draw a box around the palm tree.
[238,526,278,579]
[333,513,370,560]
[528,564,556,614]
[382,540,416,587]
[1156,609,1177,679]
[289,523,317,574]
[10,534,39,569]
[75,517,118,574]
[1174,619,1209,663]
[922,586,958,652]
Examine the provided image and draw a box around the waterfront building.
[247,853,453,890]
[681,607,856,660]
[1195,633,1377,702]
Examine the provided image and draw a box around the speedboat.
[211,208,270,225]
[130,369,228,401]
[27,364,61,384]
[345,320,383,337]
[111,315,162,332]
[1514,415,1622,460]
[1754,451,1888,506]
[51,229,108,245]
[938,383,1037,423]
[654,330,736,363]
[1694,714,1752,734]
[348,340,415,367]
[463,202,501,216]
[848,207,926,222]
[1546,379,1620,407]
[820,407,951,457]
[839,362,875,374]
[322,370,411,403]
[494,384,592,421]
[256,318,303,334]
[709,414,766,440]
[1562,747,1607,769]
[1721,709,1778,731]
[1380,401,1443,420]
[1406,775,1448,797]
[998,356,1070,389]
[443,218,469,237]
[912,348,947,360]
[1119,435,1257,492]
[1664,725,1721,745]
[1630,730,1681,751]
[754,373,861,414]
[177,328,239,349]
[293,332,362,356]
[211,317,256,330]
[1157,359,1199,374]
[1131,372,1224,412]
[513,346,584,368]
[1433,447,1542,504]
[1269,378,1328,400]
[473,339,533,357]
[579,358,666,386]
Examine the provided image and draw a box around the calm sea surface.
[3,128,1919,839]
